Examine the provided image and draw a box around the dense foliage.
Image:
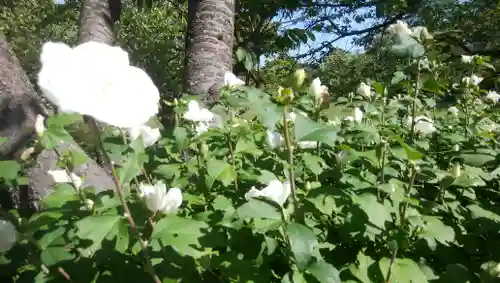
[2,17,500,282]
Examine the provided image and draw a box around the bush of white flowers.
[2,21,500,282]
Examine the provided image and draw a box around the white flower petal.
[224,71,245,87]
[159,187,183,214]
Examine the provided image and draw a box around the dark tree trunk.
[78,0,121,44]
[184,0,236,101]
[0,35,115,214]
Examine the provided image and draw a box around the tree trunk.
[0,35,115,214]
[78,0,121,44]
[184,0,236,101]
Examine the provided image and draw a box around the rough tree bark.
[78,0,121,44]
[184,0,236,101]
[0,35,115,214]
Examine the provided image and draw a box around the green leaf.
[40,126,73,149]
[151,215,208,258]
[38,227,75,266]
[379,258,428,283]
[294,114,337,145]
[353,193,391,230]
[419,216,455,249]
[154,163,182,179]
[75,214,122,257]
[0,160,20,180]
[237,199,282,220]
[234,138,262,157]
[391,135,424,160]
[116,152,144,186]
[302,153,326,175]
[173,127,189,151]
[349,252,376,283]
[285,223,318,271]
[41,247,75,267]
[46,113,82,127]
[307,261,341,283]
[41,184,80,209]
[459,149,496,166]
[205,158,235,189]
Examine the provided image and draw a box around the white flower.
[298,141,317,149]
[461,55,474,64]
[344,107,363,123]
[486,91,500,103]
[0,219,17,253]
[38,41,159,128]
[224,71,245,87]
[356,82,371,99]
[448,106,459,116]
[194,113,223,136]
[184,100,215,122]
[138,182,182,214]
[35,114,45,136]
[462,75,483,86]
[407,115,436,135]
[244,180,291,206]
[127,125,160,148]
[411,26,433,40]
[309,78,329,103]
[266,130,284,149]
[48,169,83,189]
[385,20,412,36]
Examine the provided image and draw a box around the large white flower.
[310,78,329,103]
[407,115,436,135]
[48,170,83,189]
[486,91,500,103]
[224,71,245,87]
[138,182,182,214]
[0,219,17,253]
[127,125,161,148]
[266,130,284,149]
[356,82,371,99]
[244,180,291,206]
[38,41,160,128]
[184,100,215,122]
[385,20,412,36]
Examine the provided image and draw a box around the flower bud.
[453,145,459,152]
[0,219,17,253]
[35,114,45,137]
[451,163,461,178]
[277,87,294,105]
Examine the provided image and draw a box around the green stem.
[227,133,239,190]
[399,167,418,227]
[282,106,298,214]
[92,120,161,283]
